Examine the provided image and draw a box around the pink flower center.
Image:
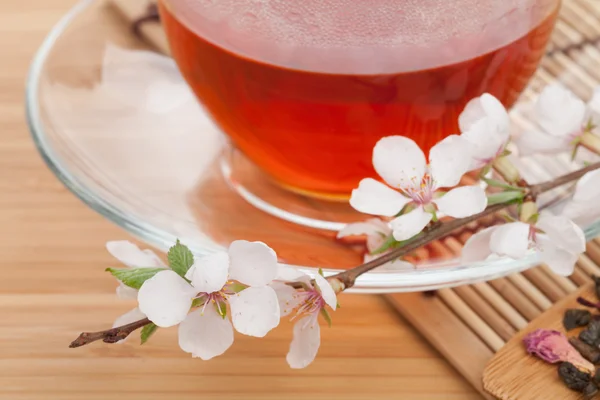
[403,173,435,205]
[292,289,325,320]
[195,282,239,316]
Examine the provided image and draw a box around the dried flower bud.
[564,309,592,331]
[558,362,595,393]
[580,320,600,348]
[524,329,595,373]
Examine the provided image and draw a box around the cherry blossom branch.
[327,203,509,290]
[69,318,151,348]
[328,160,600,291]
[529,161,600,199]
[70,160,600,349]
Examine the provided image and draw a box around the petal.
[536,85,586,137]
[228,241,278,287]
[116,282,138,300]
[270,281,302,317]
[461,117,508,169]
[229,286,280,337]
[459,95,487,132]
[461,227,496,262]
[137,270,196,328]
[112,307,147,328]
[429,135,472,188]
[314,273,337,310]
[372,136,426,188]
[537,213,586,255]
[349,178,410,217]
[537,236,578,276]
[562,199,600,228]
[106,241,166,268]
[178,307,234,360]
[286,314,321,369]
[390,207,432,241]
[337,218,391,239]
[186,252,229,294]
[276,266,309,282]
[513,129,570,156]
[489,222,531,259]
[434,186,487,218]
[459,93,509,133]
[573,169,600,203]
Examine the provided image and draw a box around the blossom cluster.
[107,240,336,368]
[339,85,600,276]
[99,84,600,368]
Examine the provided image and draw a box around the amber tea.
[159,0,559,197]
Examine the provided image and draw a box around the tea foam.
[165,0,553,74]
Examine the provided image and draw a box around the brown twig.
[69,318,151,348]
[529,161,600,199]
[327,203,509,290]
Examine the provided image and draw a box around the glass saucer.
[26,0,600,293]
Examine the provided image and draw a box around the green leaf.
[481,177,523,191]
[106,267,166,289]
[140,323,158,345]
[320,308,332,328]
[486,191,525,206]
[336,300,341,309]
[167,240,195,278]
[318,268,324,277]
[370,231,418,255]
[215,301,227,319]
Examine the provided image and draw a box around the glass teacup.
[158,0,560,199]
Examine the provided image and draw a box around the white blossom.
[562,169,600,227]
[272,269,337,369]
[137,240,281,360]
[459,93,510,170]
[350,135,487,241]
[462,213,585,275]
[514,85,598,156]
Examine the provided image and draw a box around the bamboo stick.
[452,285,516,341]
[444,237,529,330]
[487,278,542,321]
[436,289,506,352]
[507,274,553,310]
[577,253,600,276]
[521,269,568,302]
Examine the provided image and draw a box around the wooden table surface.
[0,0,482,398]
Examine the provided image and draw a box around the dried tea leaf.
[564,309,592,331]
[580,320,600,348]
[558,362,594,393]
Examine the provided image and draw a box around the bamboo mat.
[110,1,600,398]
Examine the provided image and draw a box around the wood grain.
[0,0,481,399]
[483,284,595,400]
